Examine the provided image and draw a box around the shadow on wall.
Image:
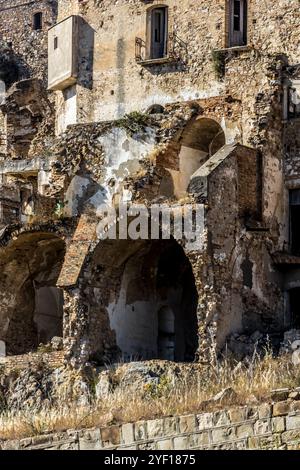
[0,232,65,355]
[0,43,30,89]
[88,238,199,364]
[78,18,95,90]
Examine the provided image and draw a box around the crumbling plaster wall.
[0,0,298,364]
[52,0,293,259]
[45,95,287,362]
[53,0,296,245]
[54,0,300,125]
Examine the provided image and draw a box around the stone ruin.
[0,0,300,369]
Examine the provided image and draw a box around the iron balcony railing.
[135,32,188,64]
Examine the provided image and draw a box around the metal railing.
[135,32,188,64]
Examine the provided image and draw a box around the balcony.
[135,33,188,66]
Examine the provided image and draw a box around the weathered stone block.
[157,439,173,450]
[79,438,103,450]
[281,429,300,443]
[235,440,248,450]
[273,401,290,416]
[173,436,189,450]
[245,407,259,420]
[121,423,135,445]
[254,419,271,435]
[100,425,121,447]
[236,423,254,439]
[31,434,54,446]
[79,428,102,450]
[179,414,196,433]
[271,417,285,433]
[147,419,164,439]
[197,413,213,430]
[248,435,281,450]
[117,445,137,450]
[163,417,178,436]
[19,438,33,448]
[188,432,210,448]
[286,415,300,431]
[228,407,246,423]
[213,410,230,426]
[134,421,146,441]
[211,426,236,443]
[289,391,300,400]
[287,443,300,450]
[54,441,79,450]
[258,403,272,419]
[291,401,300,412]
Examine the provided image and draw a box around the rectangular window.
[33,12,42,31]
[154,11,162,43]
[150,7,167,59]
[54,36,58,50]
[229,0,247,47]
[233,1,241,31]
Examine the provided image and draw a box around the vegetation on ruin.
[115,111,155,136]
[211,50,226,80]
[1,350,300,441]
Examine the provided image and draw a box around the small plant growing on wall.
[116,111,154,136]
[53,200,64,219]
[211,50,226,81]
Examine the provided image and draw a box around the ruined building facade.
[0,0,299,366]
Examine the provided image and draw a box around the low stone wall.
[0,351,64,370]
[2,391,300,450]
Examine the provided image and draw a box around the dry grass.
[1,351,300,441]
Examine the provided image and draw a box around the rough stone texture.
[0,0,299,371]
[3,400,300,450]
[0,0,57,84]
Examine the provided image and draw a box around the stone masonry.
[0,0,300,368]
[3,392,300,450]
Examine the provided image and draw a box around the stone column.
[187,252,219,364]
[63,286,90,368]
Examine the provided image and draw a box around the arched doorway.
[168,117,226,198]
[88,238,199,363]
[0,232,65,355]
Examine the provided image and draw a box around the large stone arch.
[158,115,226,199]
[0,230,66,355]
[71,237,199,364]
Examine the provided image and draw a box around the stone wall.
[0,0,57,84]
[3,393,300,450]
[0,350,64,371]
[54,0,299,124]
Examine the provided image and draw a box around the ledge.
[213,45,252,54]
[136,56,178,66]
[272,252,300,266]
[0,155,55,176]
